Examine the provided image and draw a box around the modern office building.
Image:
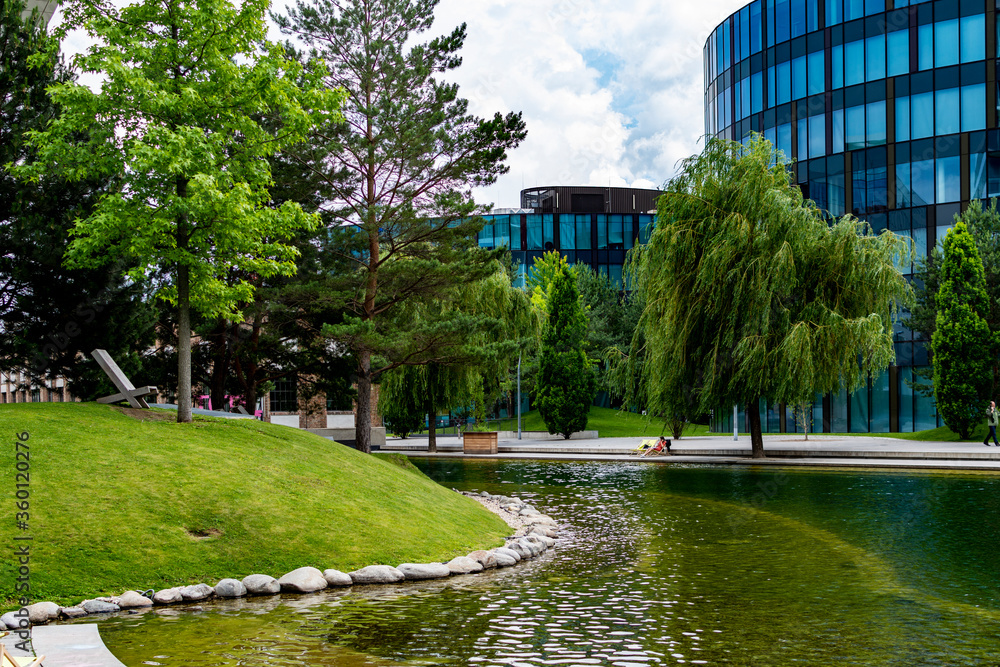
[21,0,58,25]
[703,0,995,433]
[477,186,660,288]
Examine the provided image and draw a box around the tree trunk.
[177,264,192,423]
[354,349,372,453]
[748,399,765,458]
[428,407,437,453]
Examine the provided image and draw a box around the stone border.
[1,489,558,629]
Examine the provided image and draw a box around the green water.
[98,461,1000,665]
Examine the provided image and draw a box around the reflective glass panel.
[777,122,793,159]
[798,118,809,159]
[830,387,848,432]
[832,108,845,153]
[899,367,914,433]
[934,19,959,68]
[752,71,763,112]
[867,100,886,146]
[871,371,889,433]
[866,34,885,82]
[575,216,591,250]
[777,60,791,104]
[845,39,865,86]
[918,24,933,70]
[832,44,844,89]
[864,0,883,16]
[911,92,933,139]
[597,215,607,249]
[846,105,865,150]
[961,83,986,132]
[808,50,824,95]
[826,0,843,26]
[845,0,863,21]
[750,0,762,53]
[896,96,910,141]
[850,384,869,432]
[911,159,934,205]
[960,14,985,64]
[775,0,790,43]
[807,0,819,32]
[914,377,937,431]
[935,87,960,135]
[791,0,806,37]
[971,152,987,200]
[828,172,846,216]
[936,155,961,203]
[809,113,826,157]
[559,217,575,249]
[792,56,807,100]
[896,162,911,208]
[886,29,909,77]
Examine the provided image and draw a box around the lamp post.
[517,354,522,440]
[733,404,738,441]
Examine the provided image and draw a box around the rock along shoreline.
[2,489,558,629]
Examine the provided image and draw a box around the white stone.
[495,546,521,562]
[118,590,153,608]
[278,567,328,593]
[446,556,484,575]
[214,579,247,598]
[242,574,280,595]
[152,587,183,605]
[349,565,405,584]
[491,550,517,567]
[323,569,353,587]
[467,550,498,569]
[180,583,215,601]
[397,563,452,580]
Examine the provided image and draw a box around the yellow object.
[632,438,656,455]
[0,643,45,667]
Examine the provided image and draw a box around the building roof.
[21,0,58,26]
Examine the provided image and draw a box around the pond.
[98,460,1000,665]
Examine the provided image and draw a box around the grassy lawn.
[482,406,710,438]
[0,403,510,608]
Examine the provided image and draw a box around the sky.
[58,0,751,210]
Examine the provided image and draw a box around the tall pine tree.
[536,263,596,439]
[931,220,993,439]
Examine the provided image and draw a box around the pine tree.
[536,265,596,439]
[931,221,993,439]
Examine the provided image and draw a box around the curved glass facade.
[704,0,999,433]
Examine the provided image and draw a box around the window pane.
[935,87,959,135]
[609,216,625,248]
[575,218,591,249]
[845,0,863,21]
[911,159,934,205]
[960,14,985,64]
[750,0,762,53]
[850,384,869,433]
[864,0,883,16]
[777,122,793,160]
[845,39,865,86]
[866,35,885,82]
[751,71,763,112]
[826,0,843,26]
[830,387,848,432]
[886,29,909,76]
[961,83,986,132]
[936,155,960,203]
[846,105,865,150]
[597,215,607,249]
[479,222,494,248]
[832,108,845,153]
[809,113,826,157]
[741,77,750,119]
[867,100,886,146]
[792,56,807,100]
[918,24,933,70]
[911,91,933,139]
[935,19,959,68]
[899,367,914,432]
[895,96,909,141]
[527,214,543,250]
[896,162,911,208]
[808,50,825,95]
[798,118,809,159]
[559,217,575,249]
[971,152,987,201]
[829,172,846,216]
[871,370,889,433]
[832,44,844,89]
[776,0,790,43]
[791,0,806,37]
[807,0,819,32]
[777,60,791,104]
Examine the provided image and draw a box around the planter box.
[463,431,498,455]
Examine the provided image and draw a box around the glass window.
[917,24,933,71]
[479,222,495,248]
[807,0,819,32]
[809,113,826,157]
[740,7,750,61]
[559,217,575,249]
[911,92,933,139]
[934,19,959,68]
[575,215,591,250]
[886,29,909,77]
[961,83,986,132]
[846,105,865,150]
[960,14,985,64]
[850,384,869,432]
[768,66,776,106]
[935,87,960,135]
[543,214,554,249]
[750,1,762,53]
[510,215,521,250]
[914,374,938,431]
[496,215,511,248]
[609,264,623,289]
[791,0,806,37]
[832,108,845,153]
[609,215,625,249]
[871,370,889,433]
[826,0,843,27]
[776,60,791,104]
[751,71,763,113]
[777,122,793,160]
[895,96,910,141]
[896,162,911,208]
[899,367,914,433]
[936,155,960,203]
[845,39,865,87]
[867,100,886,146]
[792,56,807,100]
[741,77,751,120]
[829,172,846,216]
[830,387,848,432]
[845,0,863,21]
[527,214,544,250]
[866,35,885,82]
[864,0,883,15]
[832,44,844,89]
[775,0,790,43]
[911,159,934,205]
[807,50,824,95]
[798,118,809,159]
[597,215,608,249]
[971,152,987,201]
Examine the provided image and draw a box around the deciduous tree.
[631,136,910,457]
[14,0,342,422]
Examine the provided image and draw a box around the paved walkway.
[382,432,1000,471]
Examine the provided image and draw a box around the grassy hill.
[0,403,509,607]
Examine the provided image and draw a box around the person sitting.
[642,436,672,456]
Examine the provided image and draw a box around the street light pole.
[517,354,522,440]
[733,404,738,441]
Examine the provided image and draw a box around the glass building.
[703,0,997,433]
[477,186,659,289]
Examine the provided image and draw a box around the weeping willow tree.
[625,135,911,458]
[378,261,535,451]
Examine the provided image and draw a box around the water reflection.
[100,461,1000,665]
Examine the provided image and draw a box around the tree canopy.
[630,135,911,456]
[13,0,343,422]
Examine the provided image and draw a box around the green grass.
[485,406,710,438]
[0,403,510,607]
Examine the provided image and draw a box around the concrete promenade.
[382,432,1000,471]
